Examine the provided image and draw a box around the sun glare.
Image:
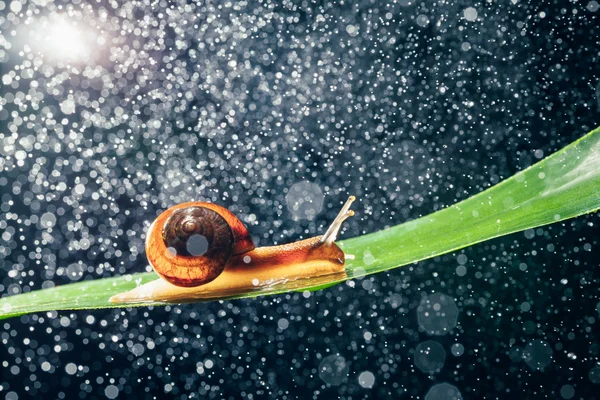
[27,15,97,63]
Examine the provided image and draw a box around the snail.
[109,196,355,303]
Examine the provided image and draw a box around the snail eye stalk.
[321,196,356,246]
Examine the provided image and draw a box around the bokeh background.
[1,0,600,398]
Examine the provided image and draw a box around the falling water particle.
[9,1,21,13]
[560,385,575,399]
[523,340,553,370]
[346,24,359,37]
[425,383,463,400]
[186,234,209,256]
[40,213,57,228]
[357,371,375,388]
[318,355,349,386]
[414,341,446,374]
[60,99,76,114]
[464,7,478,21]
[417,293,459,335]
[451,343,464,357]
[285,181,324,221]
[589,367,600,384]
[104,385,119,399]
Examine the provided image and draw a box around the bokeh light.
[285,181,324,221]
[417,292,459,335]
[414,340,446,374]
[22,14,101,64]
[318,354,349,386]
[0,0,599,398]
[425,383,463,400]
[523,340,553,371]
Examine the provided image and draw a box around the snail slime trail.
[109,196,356,303]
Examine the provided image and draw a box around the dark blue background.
[1,0,599,398]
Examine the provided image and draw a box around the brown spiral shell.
[146,203,254,287]
[162,207,232,257]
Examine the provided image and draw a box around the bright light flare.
[26,15,100,63]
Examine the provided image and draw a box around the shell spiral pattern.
[157,206,234,287]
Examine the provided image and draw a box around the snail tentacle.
[321,196,356,246]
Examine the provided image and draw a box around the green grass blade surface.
[1,127,600,319]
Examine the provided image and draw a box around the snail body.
[109,196,355,304]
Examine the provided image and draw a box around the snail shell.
[146,202,254,287]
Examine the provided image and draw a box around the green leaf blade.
[342,127,600,277]
[1,127,599,320]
